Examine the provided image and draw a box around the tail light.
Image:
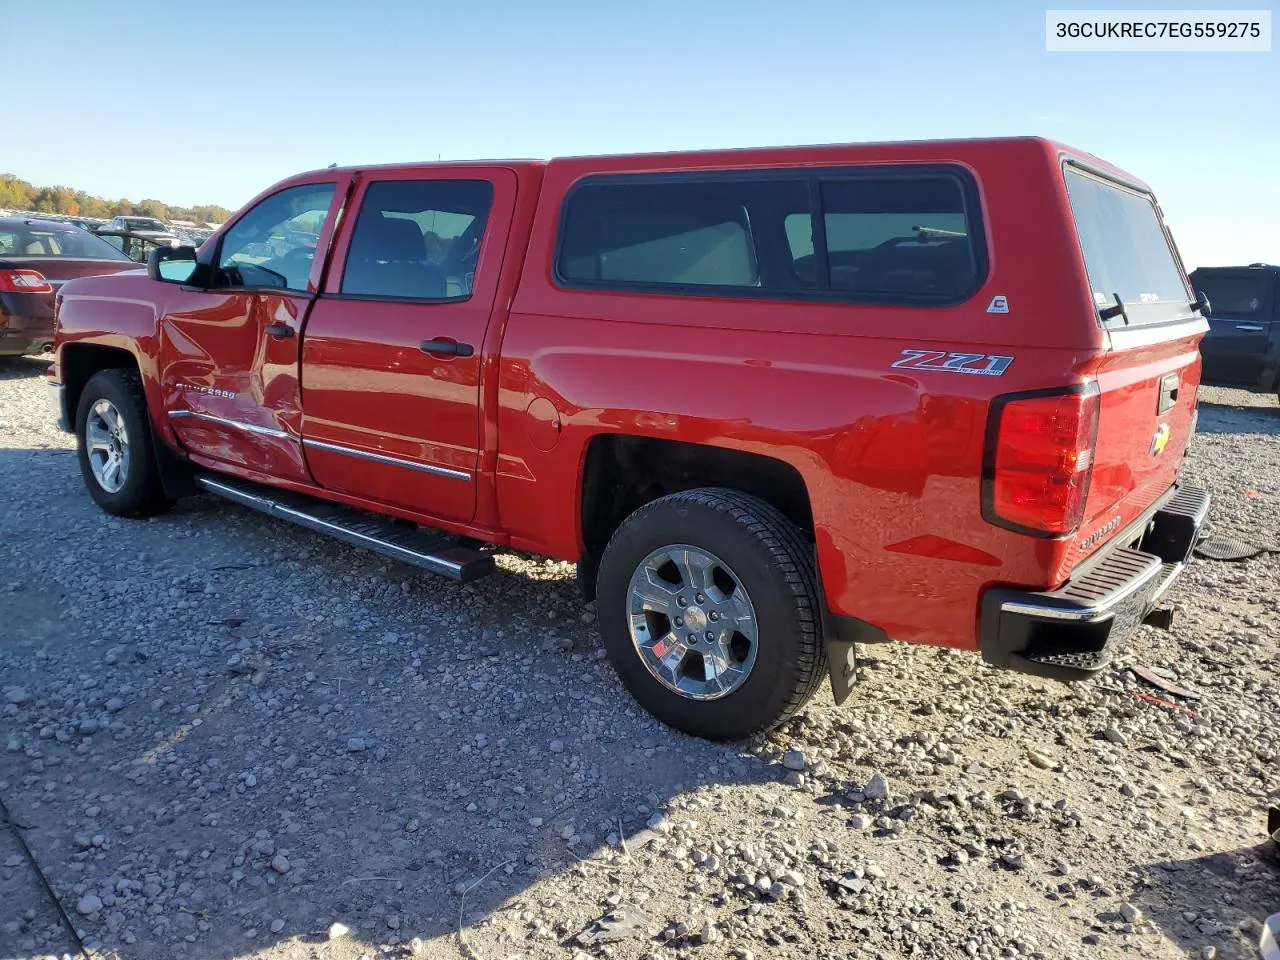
[0,269,54,294]
[982,383,1101,537]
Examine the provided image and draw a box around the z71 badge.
[890,349,1013,377]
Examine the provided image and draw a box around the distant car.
[1189,263,1279,398]
[0,218,141,357]
[93,228,181,263]
[106,215,170,235]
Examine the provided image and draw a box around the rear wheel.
[75,369,169,517]
[596,488,827,741]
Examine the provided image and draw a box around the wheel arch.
[62,343,195,499]
[577,433,815,599]
[60,343,141,429]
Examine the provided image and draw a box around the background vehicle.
[1189,263,1280,397]
[105,215,170,236]
[0,217,139,356]
[92,226,181,262]
[50,138,1209,740]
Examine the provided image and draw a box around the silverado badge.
[1149,423,1171,456]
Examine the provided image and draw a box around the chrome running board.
[195,474,494,583]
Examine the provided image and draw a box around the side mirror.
[1190,290,1212,316]
[148,244,199,284]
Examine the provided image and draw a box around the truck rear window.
[1064,167,1188,323]
[556,168,984,305]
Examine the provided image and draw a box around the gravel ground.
[1,354,1277,960]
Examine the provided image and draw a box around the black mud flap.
[822,611,889,706]
[149,418,199,499]
[827,638,857,705]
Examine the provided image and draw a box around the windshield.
[0,224,134,261]
[1064,167,1188,322]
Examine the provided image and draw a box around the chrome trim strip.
[302,437,471,482]
[1000,559,1163,622]
[195,477,465,574]
[168,409,291,440]
[1106,316,1209,351]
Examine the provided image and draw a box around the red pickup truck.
[50,137,1210,741]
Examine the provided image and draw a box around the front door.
[160,179,347,482]
[300,168,516,522]
[1191,268,1275,387]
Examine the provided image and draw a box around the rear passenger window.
[557,169,982,304]
[342,180,493,301]
[818,178,976,298]
[558,180,804,288]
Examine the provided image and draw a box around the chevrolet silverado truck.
[49,138,1211,741]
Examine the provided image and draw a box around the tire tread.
[602,486,828,739]
[76,368,168,517]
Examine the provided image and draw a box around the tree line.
[0,174,233,225]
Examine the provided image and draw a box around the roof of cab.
[546,136,1151,191]
[285,136,1150,195]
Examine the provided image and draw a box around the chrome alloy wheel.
[626,545,759,701]
[85,399,131,493]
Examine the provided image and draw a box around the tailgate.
[1061,163,1207,571]
[1074,328,1203,567]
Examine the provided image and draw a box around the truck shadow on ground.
[0,355,52,382]
[0,444,783,960]
[1133,842,1280,959]
[1194,396,1280,435]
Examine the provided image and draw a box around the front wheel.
[596,488,827,741]
[75,369,170,517]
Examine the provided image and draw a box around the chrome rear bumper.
[979,484,1210,681]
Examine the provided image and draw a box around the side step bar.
[195,475,495,583]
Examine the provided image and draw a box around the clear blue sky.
[5,0,1275,268]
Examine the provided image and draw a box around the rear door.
[1062,164,1205,566]
[159,178,349,483]
[300,168,516,522]
[1189,267,1275,387]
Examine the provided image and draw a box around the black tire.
[75,369,170,517]
[596,488,827,741]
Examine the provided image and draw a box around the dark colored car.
[1189,263,1280,397]
[0,218,141,357]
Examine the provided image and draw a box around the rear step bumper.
[195,474,495,583]
[979,484,1210,682]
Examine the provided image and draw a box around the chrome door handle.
[265,323,295,338]
[1235,324,1264,332]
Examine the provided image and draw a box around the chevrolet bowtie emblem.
[1149,423,1171,456]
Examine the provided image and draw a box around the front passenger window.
[341,179,494,301]
[216,184,335,292]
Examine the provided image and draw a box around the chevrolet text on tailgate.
[49,137,1211,741]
